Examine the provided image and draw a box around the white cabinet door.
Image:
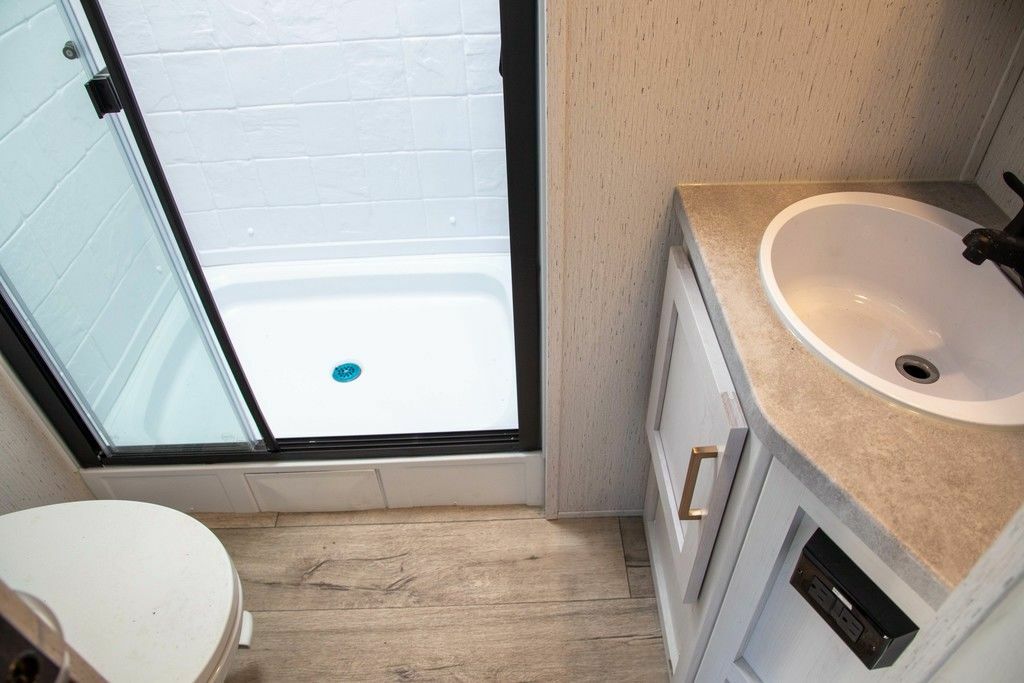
[644,247,760,681]
[647,247,747,602]
[696,460,935,683]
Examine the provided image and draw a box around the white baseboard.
[81,451,543,513]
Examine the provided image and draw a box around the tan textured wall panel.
[0,357,92,514]
[547,1,1024,513]
[977,72,1024,216]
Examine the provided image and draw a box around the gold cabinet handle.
[678,446,718,521]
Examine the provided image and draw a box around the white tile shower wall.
[102,0,509,263]
[0,0,171,420]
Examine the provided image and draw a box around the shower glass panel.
[102,0,520,440]
[0,0,255,450]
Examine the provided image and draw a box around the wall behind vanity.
[977,70,1024,215]
[545,1,1024,514]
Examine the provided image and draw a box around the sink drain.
[332,362,361,383]
[895,355,939,384]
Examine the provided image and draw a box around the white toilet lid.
[0,500,240,683]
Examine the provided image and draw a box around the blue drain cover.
[332,362,361,383]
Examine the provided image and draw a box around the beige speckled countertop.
[674,181,1024,608]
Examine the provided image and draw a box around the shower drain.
[895,355,939,384]
[332,362,362,383]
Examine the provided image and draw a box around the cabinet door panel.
[645,471,683,670]
[697,460,935,683]
[647,247,747,603]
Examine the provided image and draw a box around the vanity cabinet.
[657,186,1024,682]
[644,248,771,681]
[645,248,935,682]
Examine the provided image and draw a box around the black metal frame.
[107,431,522,467]
[500,0,542,452]
[2,0,541,468]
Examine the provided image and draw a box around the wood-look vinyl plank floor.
[227,599,666,682]
[191,512,279,529]
[627,566,655,598]
[216,518,629,611]
[192,509,668,681]
[618,517,650,567]
[618,517,654,598]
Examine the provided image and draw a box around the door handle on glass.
[678,446,718,521]
[84,68,122,118]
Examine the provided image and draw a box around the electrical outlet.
[835,607,864,642]
[807,577,835,612]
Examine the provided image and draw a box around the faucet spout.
[961,228,1024,270]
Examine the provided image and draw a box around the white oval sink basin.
[760,192,1024,427]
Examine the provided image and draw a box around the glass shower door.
[0,0,256,452]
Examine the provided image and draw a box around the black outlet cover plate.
[790,529,918,669]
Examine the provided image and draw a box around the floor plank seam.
[237,595,657,615]
[617,517,634,596]
[233,515,550,530]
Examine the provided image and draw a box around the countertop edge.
[671,187,952,609]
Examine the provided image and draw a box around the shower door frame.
[3,0,542,468]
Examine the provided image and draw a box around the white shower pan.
[204,252,519,439]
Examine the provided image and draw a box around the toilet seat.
[0,500,243,682]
